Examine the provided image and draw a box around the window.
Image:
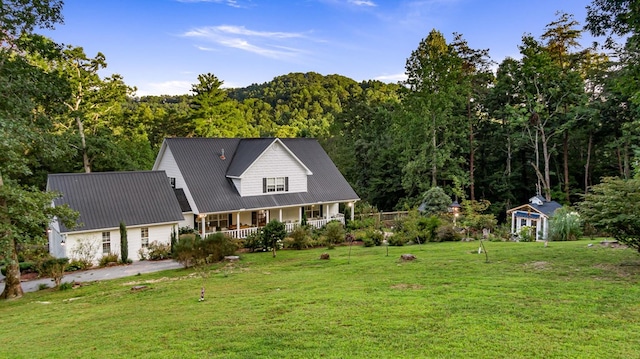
[102,232,111,254]
[169,177,176,188]
[305,205,321,219]
[207,213,229,231]
[263,177,288,193]
[141,227,149,248]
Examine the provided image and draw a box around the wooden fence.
[355,211,409,227]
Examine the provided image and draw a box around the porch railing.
[209,214,346,239]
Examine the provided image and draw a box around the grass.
[2,239,640,358]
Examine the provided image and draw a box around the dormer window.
[263,177,288,193]
[169,177,176,188]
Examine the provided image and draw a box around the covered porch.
[195,202,354,239]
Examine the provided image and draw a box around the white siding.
[155,146,199,213]
[240,141,308,197]
[180,213,194,229]
[62,223,176,264]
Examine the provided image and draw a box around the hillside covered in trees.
[3,1,639,222]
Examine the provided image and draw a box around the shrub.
[286,226,311,250]
[1,262,36,276]
[38,257,69,287]
[99,252,119,267]
[548,207,582,241]
[436,225,460,242]
[71,237,99,269]
[262,220,286,257]
[362,237,375,247]
[243,231,264,252]
[517,226,535,242]
[38,283,49,291]
[365,229,384,246]
[387,233,405,246]
[138,247,149,261]
[174,232,239,268]
[347,217,377,231]
[147,241,172,260]
[65,260,87,271]
[324,221,345,245]
[59,282,73,291]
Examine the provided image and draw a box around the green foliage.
[324,221,345,245]
[420,187,453,215]
[65,259,86,271]
[347,217,377,231]
[518,226,536,242]
[285,226,312,250]
[435,225,461,242]
[98,252,119,267]
[170,226,177,255]
[174,232,239,268]
[461,200,498,235]
[394,210,441,243]
[548,207,583,241]
[37,257,68,287]
[70,238,98,268]
[243,231,264,252]
[579,177,640,251]
[365,229,384,246]
[58,281,73,291]
[119,221,128,263]
[147,241,172,261]
[1,262,36,276]
[38,283,49,291]
[262,220,286,257]
[386,233,405,246]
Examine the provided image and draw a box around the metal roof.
[48,171,184,233]
[164,137,360,213]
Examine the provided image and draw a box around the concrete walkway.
[0,259,183,294]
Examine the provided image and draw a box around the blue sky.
[40,0,598,96]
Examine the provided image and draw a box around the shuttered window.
[263,177,289,193]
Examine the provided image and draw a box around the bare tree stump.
[400,254,416,261]
[320,253,330,260]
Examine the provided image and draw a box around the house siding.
[62,224,175,264]
[155,146,199,214]
[241,141,308,197]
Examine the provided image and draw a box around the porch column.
[543,217,548,240]
[299,206,303,223]
[266,210,270,223]
[324,204,329,220]
[236,212,240,238]
[535,219,541,241]
[511,211,516,234]
[279,208,282,222]
[350,202,354,222]
[200,215,205,238]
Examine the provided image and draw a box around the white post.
[279,208,282,222]
[236,212,240,238]
[200,215,205,238]
[511,211,516,234]
[266,209,270,223]
[350,202,354,222]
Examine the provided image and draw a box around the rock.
[400,254,416,261]
[320,253,330,260]
[131,285,148,291]
[224,256,240,262]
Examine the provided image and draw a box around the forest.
[1,2,639,236]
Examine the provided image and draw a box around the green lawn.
[2,240,640,358]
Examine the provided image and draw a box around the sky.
[39,0,600,97]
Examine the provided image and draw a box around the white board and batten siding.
[62,223,176,264]
[240,141,308,197]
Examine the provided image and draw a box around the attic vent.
[220,148,226,160]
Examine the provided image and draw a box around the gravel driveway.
[0,259,183,294]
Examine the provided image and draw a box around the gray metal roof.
[48,171,184,233]
[226,138,275,177]
[174,188,192,213]
[530,199,562,217]
[164,137,360,213]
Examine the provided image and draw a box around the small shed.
[506,195,562,241]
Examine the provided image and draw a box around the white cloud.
[374,72,406,83]
[135,80,193,97]
[175,0,241,8]
[349,0,377,6]
[183,25,308,59]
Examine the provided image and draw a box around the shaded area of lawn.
[2,240,640,358]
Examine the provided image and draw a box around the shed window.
[102,232,111,254]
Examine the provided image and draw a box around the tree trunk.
[1,238,24,299]
[76,116,91,173]
[623,141,630,179]
[584,132,592,194]
[540,128,552,201]
[469,99,475,201]
[431,114,437,187]
[563,130,570,202]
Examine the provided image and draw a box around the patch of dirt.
[525,261,549,270]
[390,283,424,290]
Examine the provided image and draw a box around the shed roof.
[48,171,184,233]
[160,137,359,213]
